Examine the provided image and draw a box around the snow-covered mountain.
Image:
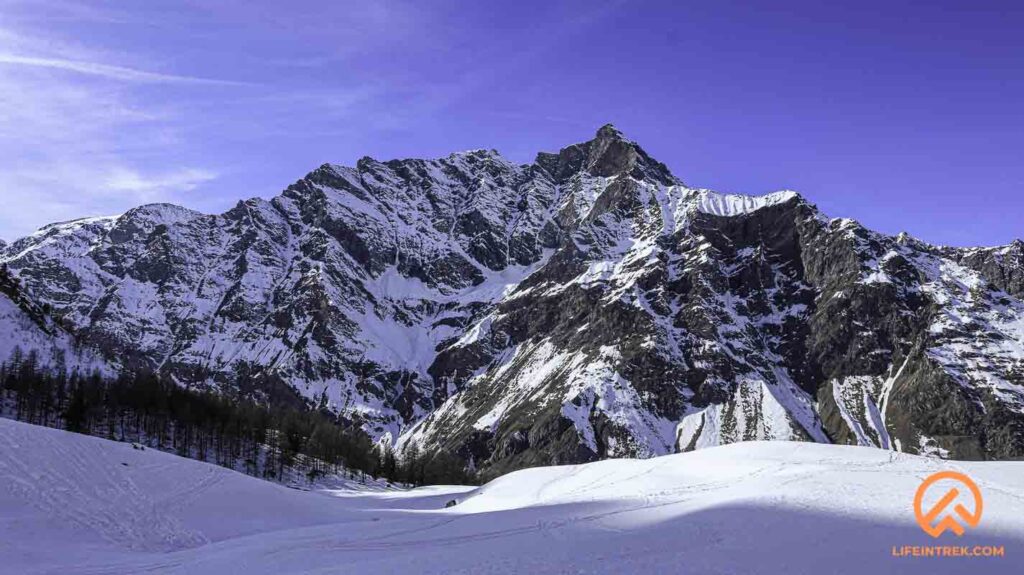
[2,417,1022,574]
[2,125,1023,475]
[0,261,110,375]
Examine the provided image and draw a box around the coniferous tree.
[0,360,478,487]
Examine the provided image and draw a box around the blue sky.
[1,1,1021,246]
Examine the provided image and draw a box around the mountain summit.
[2,127,1022,476]
[535,124,678,185]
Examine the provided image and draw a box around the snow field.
[2,418,1023,574]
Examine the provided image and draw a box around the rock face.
[2,125,1022,474]
[0,261,110,374]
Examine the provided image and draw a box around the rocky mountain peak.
[535,124,679,186]
[594,122,625,139]
[893,231,925,248]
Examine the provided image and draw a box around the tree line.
[0,346,476,487]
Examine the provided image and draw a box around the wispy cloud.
[0,0,136,25]
[0,53,247,85]
[104,167,219,200]
[0,20,231,240]
[0,0,431,240]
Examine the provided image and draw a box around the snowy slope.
[0,418,436,572]
[0,265,111,375]
[0,293,109,374]
[2,418,1023,574]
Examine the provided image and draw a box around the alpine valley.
[2,125,1023,477]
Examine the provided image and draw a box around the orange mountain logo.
[914,471,983,538]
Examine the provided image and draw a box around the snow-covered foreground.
[1,418,1022,574]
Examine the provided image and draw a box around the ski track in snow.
[2,418,1023,575]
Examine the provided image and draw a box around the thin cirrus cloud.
[0,53,248,85]
[0,7,387,242]
[0,22,241,240]
[104,167,219,200]
[0,1,431,242]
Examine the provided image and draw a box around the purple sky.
[1,0,1021,246]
